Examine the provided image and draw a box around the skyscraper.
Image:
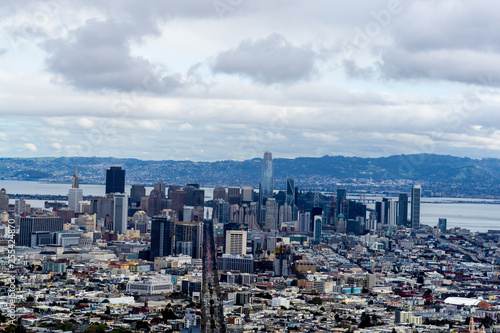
[398,193,408,226]
[130,184,146,208]
[113,193,128,234]
[335,189,347,221]
[148,189,162,217]
[171,190,187,221]
[225,230,247,255]
[286,177,295,208]
[175,221,203,258]
[68,163,83,213]
[260,152,273,198]
[151,216,175,259]
[264,198,278,231]
[0,188,9,211]
[105,166,125,194]
[411,185,421,229]
[313,215,322,244]
[16,216,64,247]
[438,218,447,233]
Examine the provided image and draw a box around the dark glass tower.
[105,166,125,194]
[398,193,408,226]
[150,216,175,259]
[411,185,421,229]
[260,152,273,198]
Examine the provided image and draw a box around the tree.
[482,316,494,328]
[359,312,372,328]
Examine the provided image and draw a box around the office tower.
[213,187,227,201]
[171,190,187,221]
[264,198,278,231]
[91,197,114,221]
[130,185,146,208]
[175,221,203,258]
[15,199,26,215]
[299,211,311,232]
[0,188,9,211]
[336,214,347,233]
[148,189,162,217]
[228,186,241,205]
[411,185,421,229]
[438,218,447,233]
[213,198,230,223]
[192,189,205,207]
[150,216,175,259]
[335,189,347,221]
[241,186,254,202]
[313,215,322,244]
[184,185,196,206]
[113,193,128,234]
[167,185,181,199]
[279,203,293,226]
[154,181,166,199]
[398,193,408,226]
[311,207,322,230]
[68,163,83,213]
[260,152,274,197]
[183,206,194,222]
[387,199,398,226]
[105,166,125,194]
[16,216,64,247]
[225,230,247,255]
[286,177,295,208]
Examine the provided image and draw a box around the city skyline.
[2,2,500,161]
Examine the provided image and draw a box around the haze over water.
[2,180,499,233]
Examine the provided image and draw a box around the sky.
[1,0,500,161]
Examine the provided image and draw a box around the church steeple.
[72,163,79,189]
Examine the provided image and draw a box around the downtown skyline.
[1,1,500,161]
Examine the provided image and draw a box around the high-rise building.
[260,152,273,197]
[171,190,187,221]
[299,211,311,232]
[68,163,83,213]
[225,230,247,255]
[154,181,166,199]
[193,189,205,207]
[313,215,322,244]
[335,189,347,221]
[286,177,295,208]
[113,193,128,234]
[105,166,125,194]
[398,193,408,226]
[15,199,26,215]
[264,198,278,231]
[411,185,421,229]
[167,185,181,199]
[175,221,203,258]
[0,188,9,211]
[148,189,162,217]
[213,187,226,201]
[150,216,175,259]
[241,186,254,202]
[130,185,146,208]
[16,216,64,247]
[213,198,230,223]
[438,218,447,233]
[228,186,241,205]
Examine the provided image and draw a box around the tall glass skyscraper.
[105,166,125,194]
[260,152,274,198]
[411,185,421,229]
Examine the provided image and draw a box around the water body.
[1,180,499,232]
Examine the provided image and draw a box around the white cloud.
[24,143,37,151]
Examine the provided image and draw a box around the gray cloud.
[212,34,317,84]
[42,19,183,93]
[0,48,6,56]
[343,59,375,79]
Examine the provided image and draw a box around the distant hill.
[1,154,500,197]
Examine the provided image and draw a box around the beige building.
[225,230,247,255]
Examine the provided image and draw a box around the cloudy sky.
[1,0,500,161]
